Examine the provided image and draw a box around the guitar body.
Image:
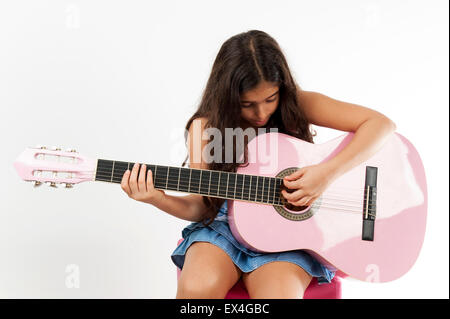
[228,132,427,283]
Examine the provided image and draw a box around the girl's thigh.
[177,241,242,298]
[242,261,312,299]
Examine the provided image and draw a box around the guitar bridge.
[362,166,377,241]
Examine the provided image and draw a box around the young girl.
[120,30,396,299]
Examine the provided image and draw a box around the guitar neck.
[95,159,284,205]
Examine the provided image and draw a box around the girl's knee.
[176,276,227,299]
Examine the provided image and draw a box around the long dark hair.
[181,30,315,226]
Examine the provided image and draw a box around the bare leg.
[242,261,312,299]
[176,242,243,299]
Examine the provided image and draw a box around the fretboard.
[95,159,284,205]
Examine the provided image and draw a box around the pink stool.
[175,239,342,299]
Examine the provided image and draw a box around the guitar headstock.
[14,146,97,188]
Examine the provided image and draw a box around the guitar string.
[95,165,375,192]
[93,172,377,207]
[97,173,376,203]
[41,157,374,193]
[92,172,377,214]
[96,173,376,216]
[49,168,375,216]
[52,163,378,209]
[93,167,377,200]
[92,169,378,206]
[37,147,380,215]
[94,168,377,202]
[91,170,375,207]
[97,175,377,217]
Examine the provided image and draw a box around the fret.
[110,161,115,182]
[218,172,228,198]
[198,170,203,194]
[254,176,259,202]
[154,166,167,189]
[242,174,248,200]
[210,171,219,196]
[255,176,259,202]
[250,176,257,201]
[103,160,113,182]
[275,178,281,204]
[199,170,210,195]
[228,173,237,199]
[177,167,181,191]
[279,178,283,204]
[178,168,190,193]
[248,175,252,200]
[235,173,243,200]
[188,168,192,193]
[272,177,277,204]
[261,177,265,203]
[217,172,221,195]
[190,169,201,194]
[167,167,180,191]
[267,177,273,204]
[165,166,169,189]
[95,159,110,182]
[110,161,127,184]
[208,171,212,195]
[258,176,264,203]
[271,177,276,204]
[225,172,230,198]
[96,160,124,183]
[256,176,262,202]
[113,161,129,183]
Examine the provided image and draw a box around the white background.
[0,0,448,298]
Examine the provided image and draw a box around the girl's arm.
[150,193,209,222]
[282,90,396,206]
[159,117,213,221]
[121,117,211,222]
[299,90,396,179]
[121,163,209,222]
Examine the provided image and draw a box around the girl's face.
[239,81,279,128]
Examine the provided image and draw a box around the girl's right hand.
[121,163,166,206]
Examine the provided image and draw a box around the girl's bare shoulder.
[188,116,210,170]
[188,116,209,131]
[298,90,393,132]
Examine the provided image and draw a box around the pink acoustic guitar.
[14,131,427,283]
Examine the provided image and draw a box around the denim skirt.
[171,200,335,284]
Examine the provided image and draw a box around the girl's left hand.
[281,164,335,207]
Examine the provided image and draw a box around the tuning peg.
[34,181,42,187]
[39,146,47,149]
[48,182,58,188]
[51,146,62,151]
[65,183,74,188]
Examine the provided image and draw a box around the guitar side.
[228,131,427,283]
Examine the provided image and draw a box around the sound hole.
[284,202,308,212]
